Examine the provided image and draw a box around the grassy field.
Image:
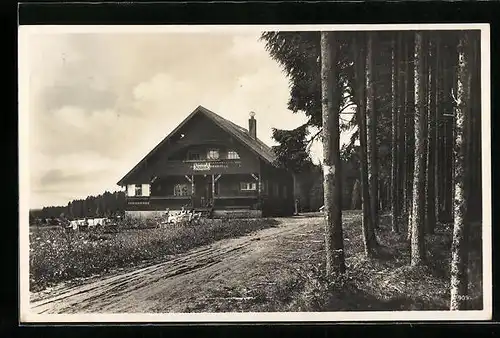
[185,211,483,312]
[29,211,483,312]
[281,213,483,311]
[29,218,279,293]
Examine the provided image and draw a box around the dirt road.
[30,215,329,314]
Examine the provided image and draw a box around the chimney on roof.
[249,111,257,139]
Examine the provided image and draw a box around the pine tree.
[450,31,472,311]
[366,32,379,230]
[426,35,437,234]
[320,31,346,274]
[390,34,400,233]
[410,31,427,266]
[352,32,378,257]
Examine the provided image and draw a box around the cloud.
[30,149,128,207]
[42,85,118,113]
[32,105,144,159]
[39,169,74,186]
[24,30,327,209]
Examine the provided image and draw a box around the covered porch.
[127,173,263,212]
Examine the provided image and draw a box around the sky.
[21,28,354,209]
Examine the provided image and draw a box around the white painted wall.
[125,209,263,220]
[127,185,135,196]
[126,184,150,196]
[212,209,262,218]
[142,184,150,197]
[125,210,166,219]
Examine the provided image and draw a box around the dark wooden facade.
[117,106,294,218]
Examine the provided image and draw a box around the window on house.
[135,184,142,196]
[240,182,257,191]
[174,183,190,196]
[207,149,220,160]
[227,150,240,159]
[187,151,201,161]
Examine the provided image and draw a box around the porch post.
[211,174,216,197]
[191,174,195,209]
[251,173,261,196]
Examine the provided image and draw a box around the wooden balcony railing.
[126,194,260,210]
[156,159,252,175]
[127,194,259,202]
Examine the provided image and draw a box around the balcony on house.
[126,170,262,211]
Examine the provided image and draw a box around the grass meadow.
[29,218,279,293]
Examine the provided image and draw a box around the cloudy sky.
[21,27,348,209]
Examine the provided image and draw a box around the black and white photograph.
[18,24,491,322]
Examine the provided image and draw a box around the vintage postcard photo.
[18,24,491,323]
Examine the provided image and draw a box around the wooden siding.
[121,110,294,217]
[260,160,295,216]
[125,113,260,183]
[127,173,262,211]
[127,196,190,211]
[151,159,255,176]
[217,174,259,198]
[150,176,192,197]
[126,171,293,216]
[149,174,259,197]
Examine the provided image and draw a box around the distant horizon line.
[30,187,124,211]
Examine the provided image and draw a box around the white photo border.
[18,23,492,323]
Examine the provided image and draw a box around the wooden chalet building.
[117,106,295,219]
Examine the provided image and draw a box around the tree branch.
[340,102,357,114]
[340,116,352,123]
[305,127,323,152]
[451,87,460,106]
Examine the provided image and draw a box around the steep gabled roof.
[117,105,277,186]
[200,106,276,164]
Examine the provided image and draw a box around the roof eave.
[116,105,277,185]
[116,106,205,186]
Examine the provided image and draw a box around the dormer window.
[240,182,257,191]
[227,150,240,159]
[173,183,189,196]
[207,149,220,160]
[135,184,142,196]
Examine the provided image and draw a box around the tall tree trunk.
[470,33,482,223]
[366,32,379,230]
[443,38,456,223]
[351,179,361,210]
[397,32,406,226]
[405,33,416,241]
[402,35,409,226]
[450,31,472,310]
[426,35,437,234]
[434,35,442,228]
[320,31,346,275]
[377,179,385,213]
[439,42,450,223]
[410,31,427,265]
[353,33,378,257]
[421,33,429,236]
[292,173,299,215]
[391,35,400,233]
[466,32,480,223]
